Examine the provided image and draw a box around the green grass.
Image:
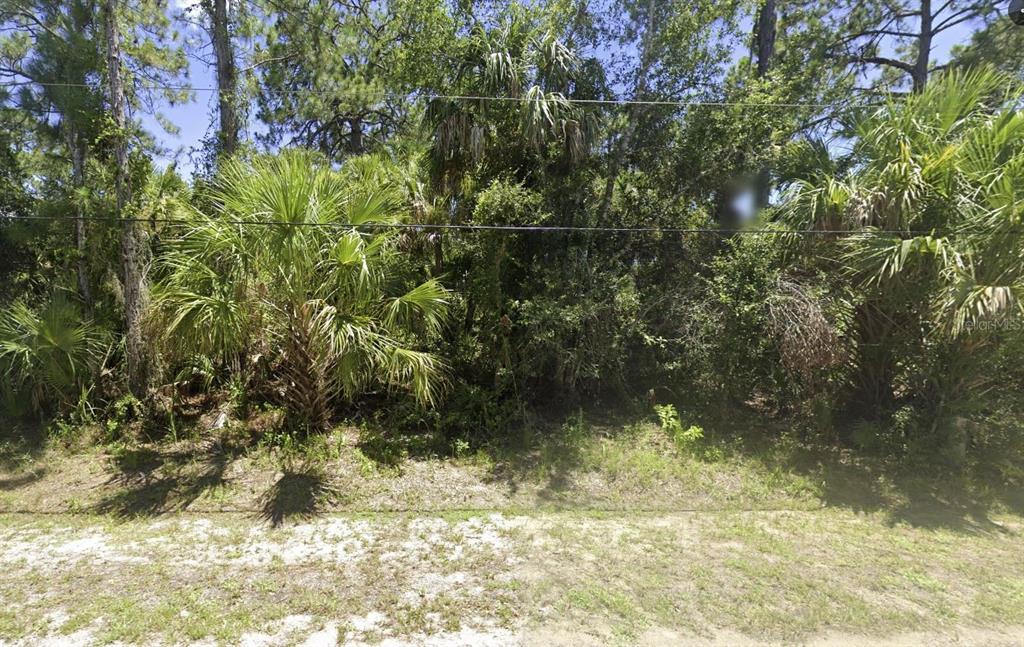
[0,512,524,644]
[0,507,1021,644]
[2,413,1020,522]
[0,416,1022,644]
[523,508,1023,643]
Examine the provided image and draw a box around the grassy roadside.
[1,417,1022,645]
[2,416,1019,522]
[0,511,523,645]
[0,508,1021,645]
[522,509,1024,644]
[1,419,825,518]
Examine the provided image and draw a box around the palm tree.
[783,68,1024,422]
[151,151,451,432]
[0,294,107,415]
[424,20,594,197]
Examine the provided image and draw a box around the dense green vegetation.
[1,0,1022,484]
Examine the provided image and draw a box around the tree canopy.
[1,0,1023,471]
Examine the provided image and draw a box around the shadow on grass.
[259,465,336,527]
[13,398,1017,534]
[93,436,248,518]
[477,406,1024,531]
[354,427,449,470]
[350,411,605,507]
[724,417,1024,535]
[0,423,50,473]
[482,420,610,508]
[0,468,48,490]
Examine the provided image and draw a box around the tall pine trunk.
[104,0,149,397]
[754,0,777,79]
[211,0,238,155]
[912,0,932,93]
[68,126,92,308]
[753,0,777,209]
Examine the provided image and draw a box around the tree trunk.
[104,0,149,397]
[432,234,443,276]
[596,0,656,226]
[912,0,932,93]
[349,117,363,153]
[853,301,897,416]
[211,0,238,155]
[596,135,627,227]
[754,0,777,79]
[68,125,93,308]
[753,0,777,209]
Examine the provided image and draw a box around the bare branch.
[855,56,914,73]
[242,54,295,73]
[932,7,983,33]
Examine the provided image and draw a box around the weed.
[654,404,704,451]
[104,394,144,440]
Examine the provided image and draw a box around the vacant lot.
[1,424,1022,646]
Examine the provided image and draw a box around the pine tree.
[104,0,149,397]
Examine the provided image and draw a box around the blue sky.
[137,2,216,179]
[139,7,985,180]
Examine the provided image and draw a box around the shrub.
[0,294,107,416]
[151,151,452,433]
[655,404,704,451]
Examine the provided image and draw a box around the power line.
[2,214,962,236]
[0,80,874,111]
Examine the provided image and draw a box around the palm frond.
[154,151,454,424]
[385,346,449,407]
[484,50,521,96]
[841,232,954,286]
[938,276,1024,338]
[383,279,451,336]
[0,295,106,410]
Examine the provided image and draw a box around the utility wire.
[2,214,966,236]
[0,80,875,110]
